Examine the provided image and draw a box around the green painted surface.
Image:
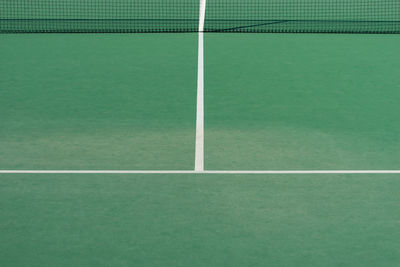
[0,174,399,266]
[205,34,400,170]
[1,32,400,267]
[0,34,197,170]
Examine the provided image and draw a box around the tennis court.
[1,1,400,266]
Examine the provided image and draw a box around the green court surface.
[205,34,400,170]
[1,174,400,266]
[1,32,400,266]
[0,34,197,170]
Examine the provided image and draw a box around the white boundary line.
[194,0,206,171]
[2,0,398,176]
[1,170,400,174]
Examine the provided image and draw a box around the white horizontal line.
[1,170,400,174]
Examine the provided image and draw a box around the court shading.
[0,34,197,170]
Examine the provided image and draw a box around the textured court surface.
[205,34,400,170]
[1,174,400,267]
[1,33,400,266]
[0,34,197,170]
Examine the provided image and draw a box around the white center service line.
[1,170,400,174]
[195,0,206,172]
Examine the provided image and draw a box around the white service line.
[195,0,206,171]
[1,170,400,174]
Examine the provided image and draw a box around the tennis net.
[1,0,399,33]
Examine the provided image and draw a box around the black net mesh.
[205,0,400,33]
[1,0,399,33]
[0,0,199,33]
